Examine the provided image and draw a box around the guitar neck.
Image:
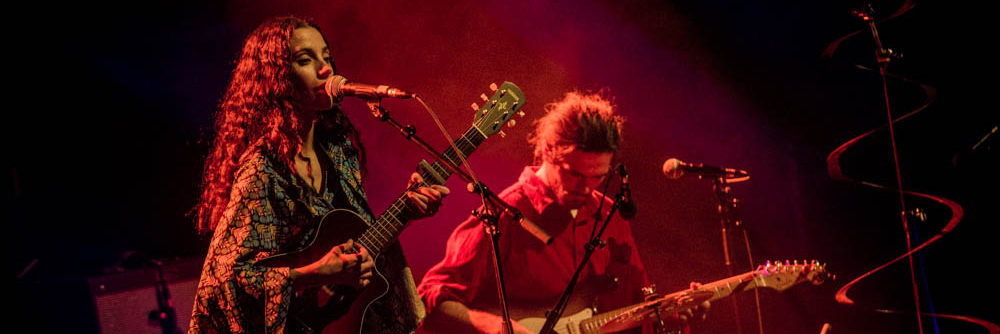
[356,127,487,256]
[582,271,763,333]
[697,271,764,302]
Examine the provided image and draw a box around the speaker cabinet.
[88,257,203,334]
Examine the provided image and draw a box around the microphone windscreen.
[662,158,685,179]
[324,75,348,99]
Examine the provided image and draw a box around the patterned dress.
[188,135,424,334]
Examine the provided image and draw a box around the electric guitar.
[517,260,832,334]
[256,82,526,334]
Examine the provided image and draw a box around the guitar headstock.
[754,260,833,292]
[471,82,526,138]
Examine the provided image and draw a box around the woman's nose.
[318,65,333,79]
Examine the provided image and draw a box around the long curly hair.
[193,16,364,234]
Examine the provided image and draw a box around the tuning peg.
[908,207,928,222]
[471,103,479,111]
[481,93,489,102]
[498,130,507,138]
[517,110,526,118]
[508,119,516,127]
[490,83,498,92]
[642,285,657,296]
[851,10,873,22]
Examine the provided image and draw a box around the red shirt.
[418,166,650,318]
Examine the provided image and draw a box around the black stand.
[712,177,747,334]
[470,187,517,334]
[537,175,629,334]
[853,5,924,333]
[362,99,548,334]
[150,260,179,334]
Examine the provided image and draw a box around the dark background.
[10,0,996,333]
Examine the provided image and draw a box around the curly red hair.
[193,16,363,234]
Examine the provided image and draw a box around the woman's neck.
[300,117,319,157]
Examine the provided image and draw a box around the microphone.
[517,216,553,245]
[324,75,415,100]
[662,158,748,180]
[617,164,637,220]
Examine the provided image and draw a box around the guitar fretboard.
[578,272,763,334]
[357,127,487,256]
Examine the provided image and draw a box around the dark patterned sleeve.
[190,154,297,334]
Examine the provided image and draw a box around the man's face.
[546,149,614,209]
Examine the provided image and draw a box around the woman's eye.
[297,58,311,66]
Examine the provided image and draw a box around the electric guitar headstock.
[754,260,833,292]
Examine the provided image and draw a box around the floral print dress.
[188,137,424,334]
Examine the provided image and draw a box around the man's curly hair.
[528,90,624,163]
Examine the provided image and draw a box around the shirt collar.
[516,166,606,225]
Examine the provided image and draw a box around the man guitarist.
[418,91,707,334]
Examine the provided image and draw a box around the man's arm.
[418,188,535,334]
[423,300,536,334]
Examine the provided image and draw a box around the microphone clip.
[616,163,637,220]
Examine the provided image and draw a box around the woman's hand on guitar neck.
[289,239,374,290]
[405,172,451,220]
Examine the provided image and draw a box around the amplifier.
[88,257,204,334]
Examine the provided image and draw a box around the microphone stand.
[712,177,764,334]
[853,4,925,333]
[151,260,179,334]
[362,99,545,334]
[538,174,628,334]
[471,185,516,334]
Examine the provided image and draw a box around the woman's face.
[289,27,335,112]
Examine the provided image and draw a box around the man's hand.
[678,282,710,322]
